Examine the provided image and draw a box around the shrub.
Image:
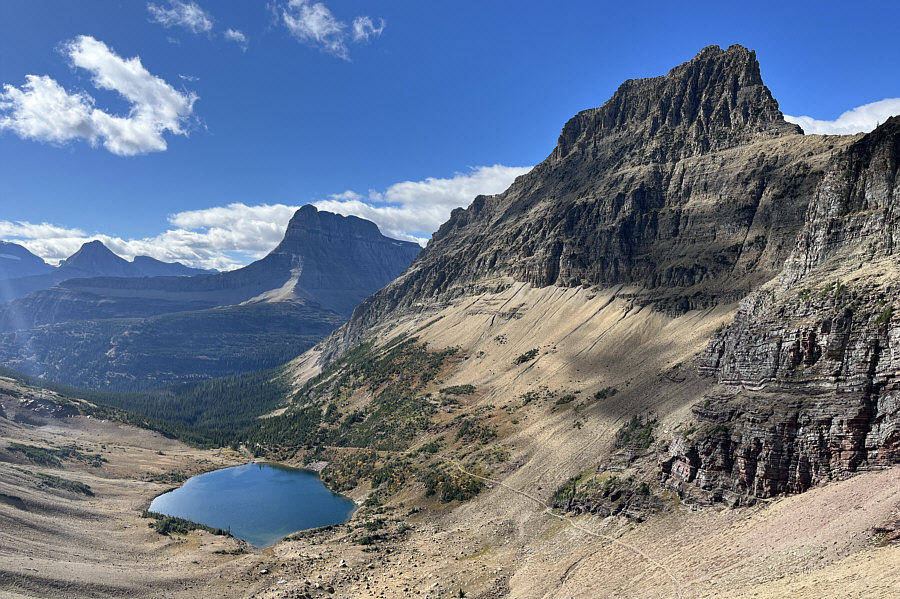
[515,347,541,364]
[514,349,540,364]
[554,394,576,405]
[593,387,618,400]
[423,467,484,503]
[455,418,496,443]
[142,511,229,537]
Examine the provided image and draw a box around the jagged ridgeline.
[323,45,859,359]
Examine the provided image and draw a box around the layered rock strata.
[662,117,900,504]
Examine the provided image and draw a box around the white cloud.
[352,16,385,42]
[1,165,532,270]
[147,1,214,34]
[784,98,900,135]
[313,165,533,243]
[0,36,197,155]
[281,0,384,60]
[224,28,249,51]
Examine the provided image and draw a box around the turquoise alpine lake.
[148,462,355,547]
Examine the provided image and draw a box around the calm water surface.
[149,462,355,547]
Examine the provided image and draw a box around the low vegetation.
[142,510,230,537]
[25,471,94,496]
[593,386,618,400]
[423,464,485,503]
[614,414,658,449]
[440,384,475,396]
[142,471,188,484]
[514,348,540,364]
[7,442,105,468]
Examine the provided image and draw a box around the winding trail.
[442,456,685,599]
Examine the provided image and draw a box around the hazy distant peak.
[0,241,54,280]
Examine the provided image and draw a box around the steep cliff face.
[323,45,853,360]
[240,205,422,316]
[303,47,899,513]
[663,117,900,504]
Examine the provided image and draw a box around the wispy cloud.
[147,0,213,34]
[351,16,385,42]
[224,28,249,51]
[784,98,900,135]
[0,35,197,156]
[281,0,384,60]
[0,166,531,270]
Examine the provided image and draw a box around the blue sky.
[1,0,898,270]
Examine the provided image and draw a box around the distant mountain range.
[0,206,420,389]
[0,240,212,301]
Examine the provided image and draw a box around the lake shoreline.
[148,460,357,548]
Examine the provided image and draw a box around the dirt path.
[442,455,685,599]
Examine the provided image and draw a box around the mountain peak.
[59,240,132,277]
[273,205,418,255]
[552,44,800,163]
[279,205,381,244]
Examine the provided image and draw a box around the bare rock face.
[663,117,900,505]
[324,45,853,360]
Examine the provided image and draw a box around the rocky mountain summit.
[303,46,897,514]
[323,44,859,360]
[59,241,209,279]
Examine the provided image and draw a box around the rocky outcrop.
[320,45,854,361]
[662,117,900,504]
